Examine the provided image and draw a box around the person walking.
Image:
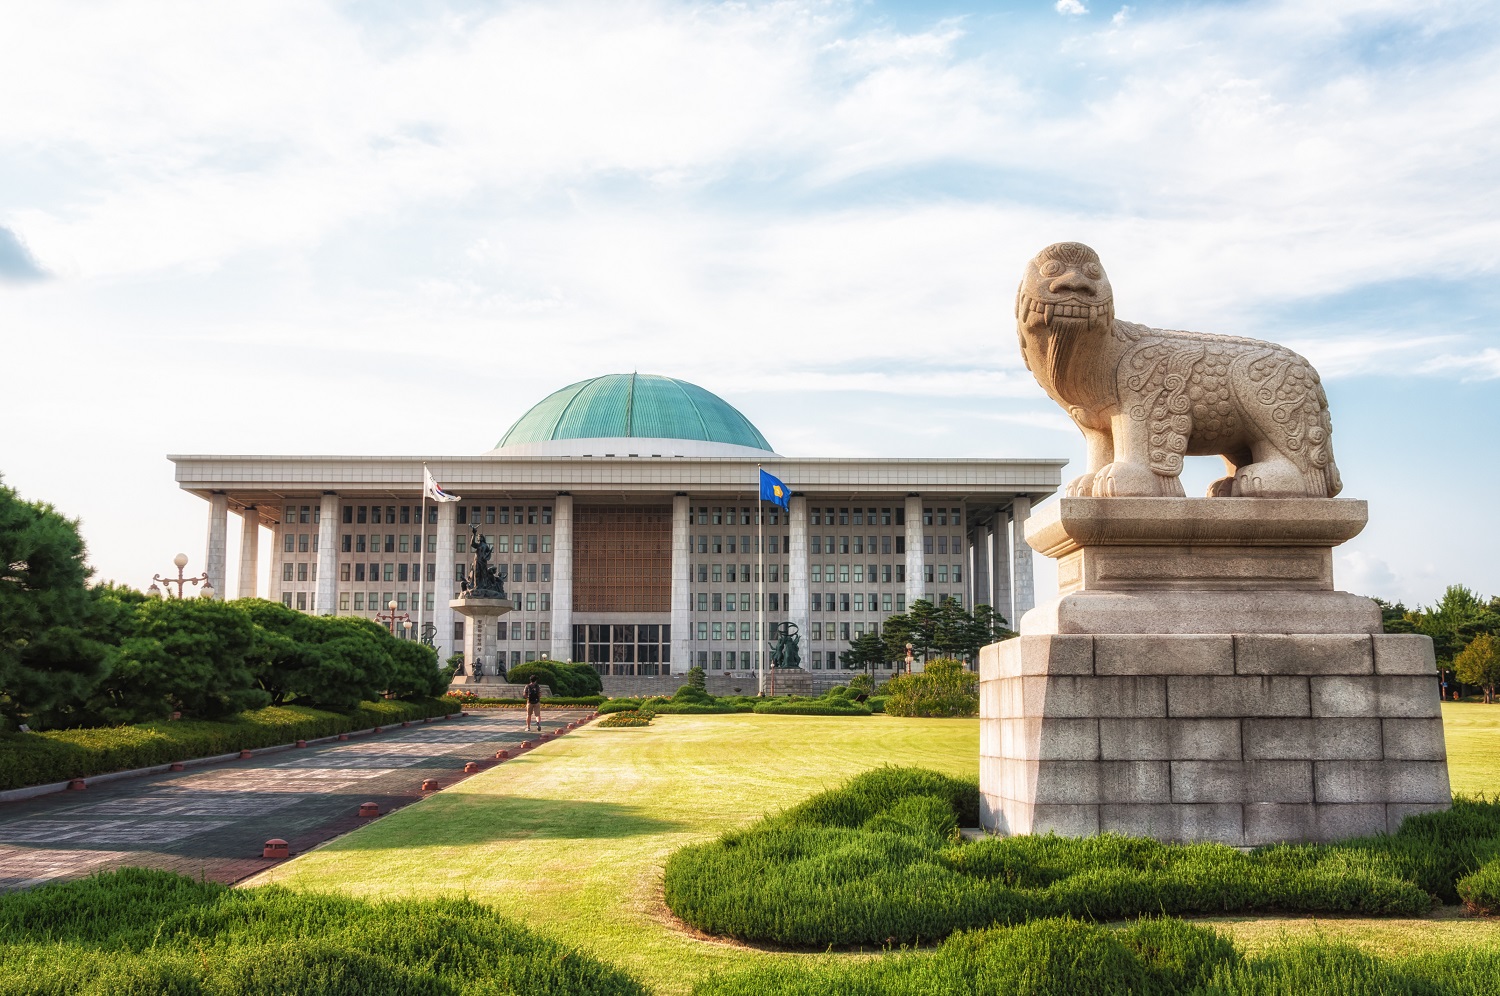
[524,676,543,732]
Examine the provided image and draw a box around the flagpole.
[418,466,427,649]
[757,465,765,697]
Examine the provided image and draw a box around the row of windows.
[811,564,903,584]
[694,534,787,554]
[341,504,438,525]
[696,506,781,525]
[338,591,437,612]
[811,535,903,555]
[343,534,435,554]
[283,534,319,553]
[695,563,782,583]
[690,650,893,671]
[809,507,902,526]
[465,533,551,554]
[812,592,904,613]
[457,505,552,525]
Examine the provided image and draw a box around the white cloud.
[1056,0,1090,16]
[1111,6,1132,27]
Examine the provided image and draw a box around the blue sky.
[2,0,1496,609]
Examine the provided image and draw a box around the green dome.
[496,374,773,452]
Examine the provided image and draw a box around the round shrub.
[1458,856,1500,914]
[882,658,977,717]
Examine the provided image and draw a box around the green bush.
[505,660,604,698]
[881,658,977,718]
[752,697,871,716]
[597,698,643,714]
[0,868,646,995]
[693,916,1500,996]
[664,767,1493,947]
[0,699,457,791]
[868,695,888,713]
[1458,855,1500,914]
[471,695,605,707]
[598,710,653,728]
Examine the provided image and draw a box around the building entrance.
[574,624,671,676]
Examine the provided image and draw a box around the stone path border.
[0,710,597,892]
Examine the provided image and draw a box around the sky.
[2,0,1497,611]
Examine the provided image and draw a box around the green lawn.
[250,704,1500,995]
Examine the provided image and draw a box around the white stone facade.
[172,453,1063,673]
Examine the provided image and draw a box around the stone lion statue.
[1015,241,1342,499]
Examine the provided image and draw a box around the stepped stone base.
[979,498,1450,845]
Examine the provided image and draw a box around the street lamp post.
[375,598,411,638]
[148,553,214,599]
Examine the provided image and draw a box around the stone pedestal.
[770,667,814,697]
[979,498,1449,845]
[450,596,512,679]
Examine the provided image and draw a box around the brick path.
[0,709,589,891]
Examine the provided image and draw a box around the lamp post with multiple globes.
[148,553,213,599]
[375,598,412,638]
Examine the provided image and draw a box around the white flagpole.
[418,468,427,648]
[757,467,765,697]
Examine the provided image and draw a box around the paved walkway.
[0,708,588,892]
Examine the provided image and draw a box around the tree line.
[0,476,446,732]
[1380,586,1500,703]
[837,598,1015,671]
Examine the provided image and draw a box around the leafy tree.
[386,637,446,700]
[83,596,270,724]
[1453,634,1500,704]
[0,477,114,731]
[1372,597,1421,635]
[686,665,706,691]
[1417,585,1498,667]
[839,630,887,671]
[881,599,1014,667]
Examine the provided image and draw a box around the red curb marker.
[67,779,86,791]
[295,740,307,748]
[373,726,383,733]
[494,750,509,760]
[338,734,349,741]
[402,721,411,728]
[421,779,439,791]
[520,740,533,749]
[239,750,253,759]
[463,762,479,774]
[170,762,185,772]
[358,802,380,817]
[263,838,288,859]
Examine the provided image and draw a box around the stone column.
[788,495,809,656]
[670,495,692,673]
[434,499,457,659]
[316,492,338,615]
[969,525,989,610]
[266,519,283,604]
[550,495,574,662]
[991,518,1013,627]
[204,493,228,600]
[904,495,924,610]
[236,506,260,600]
[1011,496,1035,619]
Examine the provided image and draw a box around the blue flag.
[759,469,790,508]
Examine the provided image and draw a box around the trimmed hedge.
[752,697,871,716]
[0,868,646,995]
[598,710,654,728]
[504,660,603,698]
[664,766,1497,947]
[469,696,606,707]
[1458,855,1500,914]
[0,698,458,791]
[881,658,978,718]
[694,915,1500,995]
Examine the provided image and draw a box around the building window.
[811,621,822,641]
[540,593,551,611]
[296,592,307,610]
[840,622,851,640]
[811,593,822,611]
[711,651,723,670]
[711,622,722,640]
[340,564,350,582]
[840,593,850,611]
[938,565,948,583]
[854,593,864,612]
[283,593,293,607]
[384,564,394,582]
[397,593,408,611]
[697,622,708,640]
[853,566,864,583]
[896,594,905,611]
[296,563,307,582]
[883,594,893,612]
[526,622,537,641]
[925,565,935,583]
[540,621,550,641]
[526,593,537,611]
[924,536,934,555]
[353,592,364,611]
[541,563,551,582]
[282,563,293,582]
[839,565,850,583]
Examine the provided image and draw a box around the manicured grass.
[252,706,1500,995]
[1440,701,1500,798]
[0,867,645,995]
[663,767,1498,947]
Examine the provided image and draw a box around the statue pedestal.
[450,597,513,678]
[980,498,1449,846]
[770,667,814,697]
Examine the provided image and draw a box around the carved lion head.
[1016,242,1115,339]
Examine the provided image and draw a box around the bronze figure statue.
[768,621,802,669]
[460,524,508,599]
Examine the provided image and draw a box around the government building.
[170,374,1063,679]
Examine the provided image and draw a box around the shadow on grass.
[319,796,686,850]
